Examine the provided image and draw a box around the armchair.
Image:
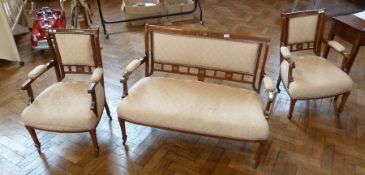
[21,28,111,155]
[276,9,353,119]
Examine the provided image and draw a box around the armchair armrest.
[88,68,104,116]
[120,57,146,98]
[125,59,144,74]
[280,47,295,87]
[328,40,345,53]
[280,46,291,59]
[21,60,55,105]
[327,40,349,71]
[263,76,277,119]
[28,65,48,79]
[91,68,103,83]
[280,47,295,67]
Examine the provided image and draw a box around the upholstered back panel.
[287,15,319,44]
[55,33,95,66]
[153,32,260,74]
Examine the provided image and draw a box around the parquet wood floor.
[1,0,365,174]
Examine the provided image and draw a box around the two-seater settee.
[117,25,276,167]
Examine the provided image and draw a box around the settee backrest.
[145,25,270,92]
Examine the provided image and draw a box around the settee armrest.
[21,60,56,105]
[280,47,295,87]
[120,57,146,98]
[88,68,104,115]
[263,76,277,119]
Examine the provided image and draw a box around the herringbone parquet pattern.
[1,0,365,174]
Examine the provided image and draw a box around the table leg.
[323,21,336,58]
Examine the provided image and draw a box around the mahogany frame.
[119,25,274,168]
[21,28,111,156]
[276,9,351,119]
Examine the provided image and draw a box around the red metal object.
[31,7,66,50]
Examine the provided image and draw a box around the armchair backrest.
[145,25,270,92]
[47,28,102,79]
[281,9,326,56]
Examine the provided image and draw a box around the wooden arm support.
[280,47,295,87]
[88,82,98,116]
[120,57,146,98]
[21,60,56,105]
[325,40,349,71]
[263,76,277,119]
[88,68,104,116]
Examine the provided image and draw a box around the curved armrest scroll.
[91,68,103,83]
[120,57,146,98]
[21,60,55,105]
[263,76,277,119]
[327,40,349,71]
[280,47,295,87]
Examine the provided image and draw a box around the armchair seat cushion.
[21,81,105,132]
[117,77,269,140]
[281,55,353,99]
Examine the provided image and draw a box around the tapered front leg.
[337,92,351,115]
[104,101,112,120]
[25,126,41,153]
[276,75,282,93]
[255,140,267,168]
[89,129,99,156]
[118,118,127,145]
[288,99,297,119]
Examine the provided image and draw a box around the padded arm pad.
[280,46,291,59]
[125,59,142,73]
[28,65,47,79]
[328,40,345,53]
[263,76,275,92]
[91,68,103,83]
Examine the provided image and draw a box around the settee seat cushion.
[22,81,105,132]
[281,55,353,99]
[117,77,269,140]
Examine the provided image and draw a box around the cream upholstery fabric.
[280,47,291,59]
[153,32,260,74]
[22,81,105,131]
[328,40,345,53]
[117,77,269,140]
[125,59,142,73]
[288,15,319,44]
[28,65,47,79]
[263,76,274,92]
[91,68,103,83]
[55,34,95,66]
[281,55,352,99]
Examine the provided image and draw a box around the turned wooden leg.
[118,118,127,145]
[276,75,282,93]
[288,99,297,119]
[89,129,99,156]
[104,102,112,120]
[337,92,351,115]
[255,141,267,169]
[25,126,41,153]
